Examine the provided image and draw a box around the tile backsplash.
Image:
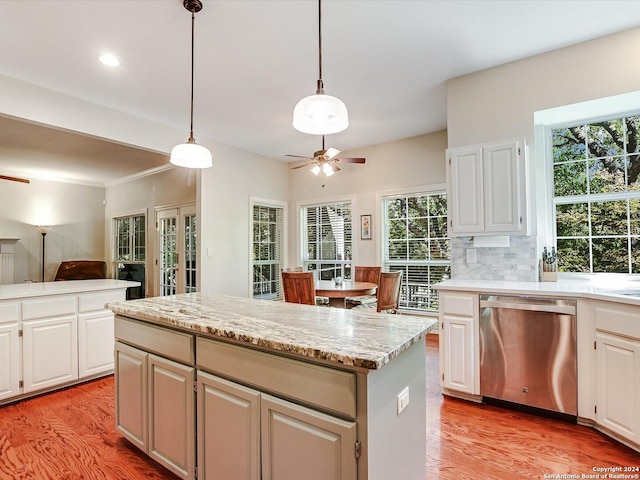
[451,236,537,282]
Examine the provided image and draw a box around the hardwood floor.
[0,335,637,479]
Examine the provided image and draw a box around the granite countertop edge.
[108,293,438,371]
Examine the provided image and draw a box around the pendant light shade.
[292,0,348,135]
[170,0,212,169]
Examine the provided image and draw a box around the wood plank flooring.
[0,334,637,479]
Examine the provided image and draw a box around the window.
[301,200,352,280]
[381,190,450,312]
[114,214,146,299]
[252,201,285,300]
[552,115,640,273]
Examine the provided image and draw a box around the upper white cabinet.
[446,139,528,236]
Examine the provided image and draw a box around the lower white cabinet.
[196,371,357,480]
[596,331,640,444]
[115,341,196,480]
[0,322,20,400]
[22,315,78,393]
[438,291,479,396]
[78,311,116,377]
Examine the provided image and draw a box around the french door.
[156,205,197,296]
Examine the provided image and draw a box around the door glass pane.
[184,214,197,293]
[159,217,177,296]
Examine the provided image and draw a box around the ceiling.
[1,0,640,185]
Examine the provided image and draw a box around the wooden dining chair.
[375,271,402,313]
[354,270,402,313]
[344,266,381,308]
[281,271,329,306]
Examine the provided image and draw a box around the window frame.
[250,197,287,300]
[112,210,147,298]
[298,196,355,281]
[547,113,640,275]
[378,184,450,314]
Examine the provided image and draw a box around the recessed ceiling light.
[99,53,120,67]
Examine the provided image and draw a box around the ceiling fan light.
[311,164,322,176]
[293,93,349,135]
[170,141,212,169]
[322,162,334,176]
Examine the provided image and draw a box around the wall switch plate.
[466,248,477,263]
[397,386,410,414]
[207,248,213,257]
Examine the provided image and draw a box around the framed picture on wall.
[361,214,371,240]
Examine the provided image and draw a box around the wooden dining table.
[315,280,377,308]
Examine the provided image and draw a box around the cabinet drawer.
[78,290,125,313]
[595,304,640,340]
[440,292,476,316]
[22,296,76,320]
[0,302,19,323]
[196,337,356,419]
[115,316,194,366]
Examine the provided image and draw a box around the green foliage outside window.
[553,115,640,273]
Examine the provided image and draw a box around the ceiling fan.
[0,175,29,184]
[287,136,365,177]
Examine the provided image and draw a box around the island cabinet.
[446,139,528,236]
[114,318,196,480]
[438,291,479,398]
[593,301,640,448]
[0,280,134,404]
[109,293,435,480]
[196,337,357,480]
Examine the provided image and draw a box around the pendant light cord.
[316,0,324,94]
[189,9,195,142]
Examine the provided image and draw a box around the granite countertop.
[107,292,438,371]
[435,277,640,306]
[0,279,140,301]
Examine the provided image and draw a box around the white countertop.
[107,293,438,371]
[0,279,139,301]
[435,277,640,306]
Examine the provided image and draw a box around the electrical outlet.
[397,386,410,414]
[466,248,477,263]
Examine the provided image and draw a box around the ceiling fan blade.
[292,162,314,169]
[324,147,341,160]
[286,154,313,160]
[335,157,366,164]
[0,174,30,184]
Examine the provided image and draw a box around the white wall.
[445,26,640,280]
[0,178,105,282]
[199,143,289,297]
[287,132,447,267]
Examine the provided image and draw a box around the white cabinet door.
[447,145,484,234]
[442,314,475,395]
[483,141,522,233]
[115,341,148,451]
[447,139,526,236]
[596,332,640,443]
[0,322,20,400]
[197,371,261,480]
[22,315,78,393]
[148,354,195,480]
[261,393,357,480]
[78,311,115,378]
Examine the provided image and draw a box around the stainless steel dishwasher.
[479,294,577,417]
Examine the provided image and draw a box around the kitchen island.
[108,293,437,480]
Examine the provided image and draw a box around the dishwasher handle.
[480,297,576,315]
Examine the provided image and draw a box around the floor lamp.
[35,225,51,282]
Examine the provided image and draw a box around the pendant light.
[170,0,212,169]
[292,0,349,135]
